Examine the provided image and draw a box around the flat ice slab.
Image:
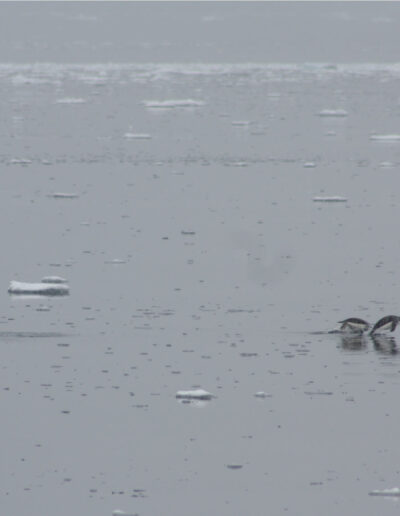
[176,389,213,400]
[8,280,70,296]
[313,196,347,202]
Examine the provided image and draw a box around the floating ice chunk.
[254,391,272,398]
[123,132,152,139]
[313,196,347,202]
[48,192,79,199]
[224,161,248,167]
[41,276,68,284]
[143,99,205,108]
[231,120,250,126]
[112,510,138,516]
[176,389,213,400]
[380,161,395,168]
[369,487,400,497]
[370,134,400,141]
[8,280,70,296]
[9,158,32,165]
[318,109,348,117]
[104,259,127,264]
[303,162,316,168]
[56,97,86,104]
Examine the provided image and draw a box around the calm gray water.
[2,3,400,516]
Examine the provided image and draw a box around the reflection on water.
[339,333,368,351]
[336,332,399,355]
[370,334,399,355]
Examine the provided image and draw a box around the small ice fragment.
[48,193,79,199]
[56,97,86,104]
[9,158,32,165]
[225,161,248,167]
[370,134,400,141]
[254,391,272,398]
[112,510,138,516]
[143,99,205,108]
[41,276,68,284]
[303,162,316,168]
[176,389,213,400]
[231,121,250,126]
[313,196,347,202]
[318,109,348,117]
[104,259,126,264]
[8,280,69,296]
[380,161,395,168]
[226,464,243,470]
[369,487,400,497]
[123,133,152,140]
[36,305,51,312]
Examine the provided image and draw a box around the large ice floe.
[8,277,70,296]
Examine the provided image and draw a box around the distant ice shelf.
[8,280,70,296]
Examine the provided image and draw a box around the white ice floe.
[318,109,348,117]
[370,134,400,141]
[303,162,316,168]
[143,99,205,108]
[123,132,152,139]
[112,510,137,516]
[176,389,214,400]
[313,196,347,202]
[41,276,68,284]
[369,487,400,497]
[48,192,79,199]
[8,280,70,296]
[56,97,86,104]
